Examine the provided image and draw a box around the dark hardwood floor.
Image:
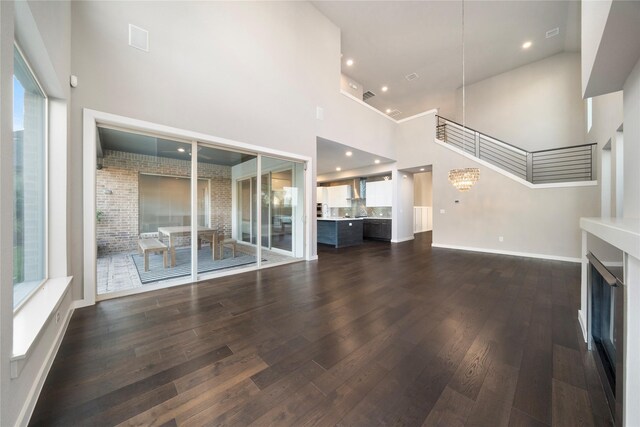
[31,232,612,426]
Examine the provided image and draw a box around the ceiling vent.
[405,72,419,81]
[129,24,149,52]
[546,27,560,38]
[363,91,376,101]
[387,109,402,118]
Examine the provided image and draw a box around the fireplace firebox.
[588,251,624,425]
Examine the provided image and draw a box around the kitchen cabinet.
[316,186,327,204]
[326,185,351,208]
[317,218,363,248]
[363,218,392,241]
[366,180,392,207]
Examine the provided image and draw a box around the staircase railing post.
[590,143,597,181]
[526,152,533,183]
[474,132,480,158]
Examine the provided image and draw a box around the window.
[138,174,209,233]
[587,97,593,133]
[13,46,47,308]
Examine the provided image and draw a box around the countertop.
[317,217,364,221]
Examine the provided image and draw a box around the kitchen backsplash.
[328,203,391,218]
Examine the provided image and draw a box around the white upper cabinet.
[326,185,351,207]
[366,180,392,207]
[316,186,326,204]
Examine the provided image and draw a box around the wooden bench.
[138,238,168,272]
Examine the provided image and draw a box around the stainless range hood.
[347,178,367,200]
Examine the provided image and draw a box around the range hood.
[347,178,367,200]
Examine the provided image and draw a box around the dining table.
[157,226,220,267]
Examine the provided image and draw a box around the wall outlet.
[440,209,445,214]
[55,311,61,324]
[498,236,504,242]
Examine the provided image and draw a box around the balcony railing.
[436,115,596,184]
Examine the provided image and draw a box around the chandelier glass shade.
[448,168,480,191]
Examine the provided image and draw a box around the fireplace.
[588,251,624,425]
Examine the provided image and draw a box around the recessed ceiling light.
[374,159,381,164]
[381,86,388,92]
[178,148,185,152]
[346,151,353,157]
[420,168,425,171]
[346,58,354,67]
[385,108,391,113]
[336,167,342,171]
[522,41,532,49]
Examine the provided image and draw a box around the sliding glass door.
[94,125,306,298]
[260,156,305,261]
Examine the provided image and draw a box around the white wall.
[340,73,363,99]
[455,53,585,152]
[1,2,73,426]
[391,169,415,243]
[586,91,624,219]
[0,3,15,424]
[414,171,432,206]
[69,1,397,297]
[581,0,612,96]
[396,111,599,260]
[623,58,640,218]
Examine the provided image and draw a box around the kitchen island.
[317,218,364,248]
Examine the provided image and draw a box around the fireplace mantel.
[580,217,640,259]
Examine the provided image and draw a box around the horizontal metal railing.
[436,115,596,184]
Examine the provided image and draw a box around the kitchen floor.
[32,232,611,426]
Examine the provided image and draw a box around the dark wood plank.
[28,233,611,427]
[421,386,474,427]
[551,379,596,427]
[552,344,587,389]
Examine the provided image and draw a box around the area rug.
[132,246,258,284]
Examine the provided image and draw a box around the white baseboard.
[392,236,415,243]
[578,309,587,342]
[17,302,76,427]
[431,243,581,263]
[307,255,319,261]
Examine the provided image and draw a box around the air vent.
[129,24,149,52]
[546,27,560,38]
[387,109,402,118]
[405,72,419,81]
[363,91,376,101]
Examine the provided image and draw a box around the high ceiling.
[317,137,394,175]
[312,1,580,119]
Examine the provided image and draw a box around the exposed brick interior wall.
[96,150,232,255]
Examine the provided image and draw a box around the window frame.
[12,43,49,313]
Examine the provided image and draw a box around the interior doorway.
[413,167,433,234]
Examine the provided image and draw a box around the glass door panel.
[271,169,293,252]
[260,156,305,263]
[261,173,270,248]
[199,143,258,277]
[95,128,192,295]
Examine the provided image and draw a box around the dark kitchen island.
[317,218,364,248]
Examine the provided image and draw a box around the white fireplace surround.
[579,217,640,426]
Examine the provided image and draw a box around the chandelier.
[448,168,479,191]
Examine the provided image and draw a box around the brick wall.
[97,150,232,255]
